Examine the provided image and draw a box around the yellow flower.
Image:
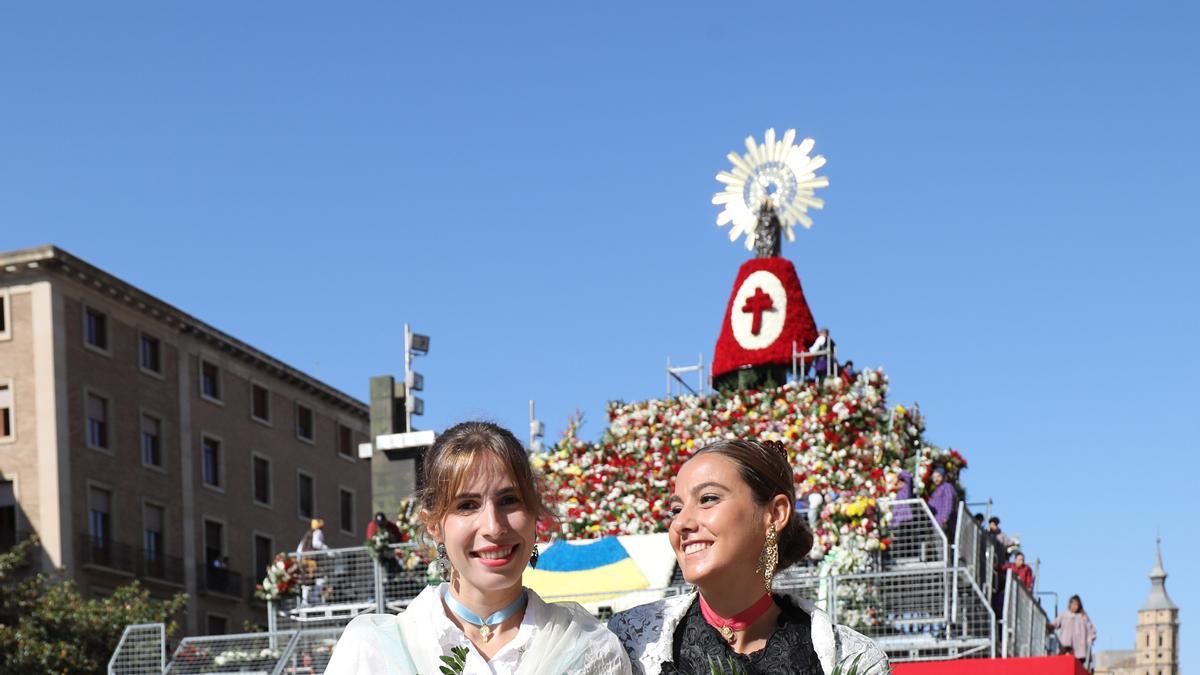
[895,405,907,415]
[564,465,582,476]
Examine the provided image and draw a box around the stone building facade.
[0,245,371,634]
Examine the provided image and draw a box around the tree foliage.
[0,536,187,674]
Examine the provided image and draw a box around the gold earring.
[757,524,779,593]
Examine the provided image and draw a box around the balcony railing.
[77,535,184,584]
[80,534,138,575]
[198,563,244,599]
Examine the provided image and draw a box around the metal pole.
[404,323,412,432]
[529,400,535,448]
[698,353,704,395]
[374,558,385,613]
[792,341,798,382]
[1033,557,1041,594]
[666,356,671,398]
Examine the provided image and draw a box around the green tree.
[0,536,187,674]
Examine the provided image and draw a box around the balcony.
[198,563,244,600]
[79,534,138,576]
[77,534,184,585]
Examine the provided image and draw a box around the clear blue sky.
[3,2,1196,666]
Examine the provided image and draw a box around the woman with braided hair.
[608,439,888,675]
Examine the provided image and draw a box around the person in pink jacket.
[1049,595,1096,667]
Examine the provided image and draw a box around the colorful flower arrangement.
[390,369,967,576]
[254,552,300,601]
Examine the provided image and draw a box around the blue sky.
[2,1,1196,666]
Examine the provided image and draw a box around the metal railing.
[878,498,949,569]
[792,342,835,381]
[199,563,244,599]
[774,566,997,662]
[108,623,165,675]
[164,630,297,674]
[1000,568,1049,658]
[78,535,185,584]
[268,544,429,632]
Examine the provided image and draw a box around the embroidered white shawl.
[324,585,631,675]
[607,592,890,675]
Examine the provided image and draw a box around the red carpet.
[893,655,1087,675]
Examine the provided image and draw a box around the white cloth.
[808,334,829,353]
[297,527,328,554]
[324,584,631,675]
[607,592,889,675]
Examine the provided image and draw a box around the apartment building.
[0,245,371,634]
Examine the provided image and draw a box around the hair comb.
[762,440,789,459]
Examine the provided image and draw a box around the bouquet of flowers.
[364,528,395,561]
[254,552,300,601]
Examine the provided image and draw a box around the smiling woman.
[609,440,889,675]
[324,421,631,675]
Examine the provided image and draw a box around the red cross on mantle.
[741,287,774,336]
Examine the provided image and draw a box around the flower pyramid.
[392,368,966,574]
[531,369,965,572]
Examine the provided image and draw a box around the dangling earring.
[757,524,779,593]
[529,545,540,569]
[434,543,451,579]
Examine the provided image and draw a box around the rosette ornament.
[712,128,829,251]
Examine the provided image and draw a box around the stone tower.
[1135,538,1179,675]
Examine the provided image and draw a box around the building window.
[253,534,274,585]
[337,424,354,458]
[200,360,221,402]
[141,414,162,467]
[0,291,8,338]
[143,503,164,562]
[338,488,355,535]
[84,307,108,351]
[86,392,110,450]
[252,455,271,506]
[139,333,162,374]
[206,613,228,636]
[203,519,224,568]
[297,473,315,519]
[201,436,222,488]
[0,383,12,440]
[296,404,314,442]
[0,480,16,550]
[88,486,111,547]
[251,383,271,423]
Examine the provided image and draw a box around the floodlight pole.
[404,323,412,432]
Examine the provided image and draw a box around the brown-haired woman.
[608,439,888,675]
[326,421,631,675]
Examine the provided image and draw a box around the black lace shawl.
[662,594,823,675]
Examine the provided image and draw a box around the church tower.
[1135,538,1179,675]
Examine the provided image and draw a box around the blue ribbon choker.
[442,586,528,642]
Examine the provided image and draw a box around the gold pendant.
[719,625,735,642]
[479,625,493,642]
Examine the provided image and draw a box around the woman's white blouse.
[324,584,630,675]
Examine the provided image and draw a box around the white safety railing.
[164,631,297,674]
[774,566,996,662]
[268,543,430,632]
[1000,569,1049,658]
[792,342,835,381]
[878,498,949,569]
[108,623,165,675]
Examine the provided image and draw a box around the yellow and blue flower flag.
[523,536,650,605]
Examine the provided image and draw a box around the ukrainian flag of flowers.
[523,537,649,603]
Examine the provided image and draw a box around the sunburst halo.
[712,128,829,250]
